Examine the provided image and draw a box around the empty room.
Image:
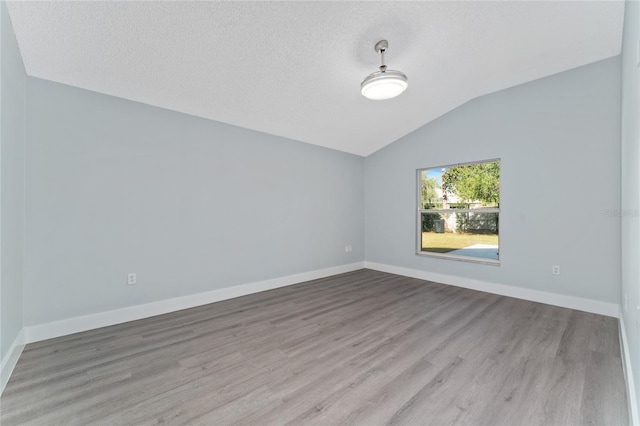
[1,1,639,425]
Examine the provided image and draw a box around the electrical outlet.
[552,265,560,276]
[127,273,136,285]
[345,245,353,253]
[624,293,629,313]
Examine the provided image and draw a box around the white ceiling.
[7,1,625,156]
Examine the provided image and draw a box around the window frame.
[415,158,501,266]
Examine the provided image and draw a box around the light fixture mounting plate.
[374,40,388,54]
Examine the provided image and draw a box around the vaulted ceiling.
[7,1,625,156]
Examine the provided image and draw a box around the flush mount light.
[361,40,408,100]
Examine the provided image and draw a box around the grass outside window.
[420,232,499,253]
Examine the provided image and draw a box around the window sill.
[416,251,501,266]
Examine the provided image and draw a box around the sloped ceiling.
[6,1,625,156]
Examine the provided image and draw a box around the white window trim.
[416,159,501,266]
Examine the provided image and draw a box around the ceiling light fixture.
[361,40,408,100]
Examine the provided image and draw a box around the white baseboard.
[4,260,633,420]
[1,328,26,395]
[619,316,639,426]
[24,262,365,344]
[364,262,620,318]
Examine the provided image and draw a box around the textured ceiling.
[6,1,624,156]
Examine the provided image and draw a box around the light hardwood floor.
[0,269,629,425]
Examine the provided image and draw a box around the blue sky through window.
[425,168,447,185]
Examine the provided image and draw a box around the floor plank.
[0,269,629,425]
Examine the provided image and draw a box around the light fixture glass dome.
[361,70,408,100]
[361,40,408,100]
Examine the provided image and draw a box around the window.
[417,159,500,264]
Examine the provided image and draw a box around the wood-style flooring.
[0,269,629,425]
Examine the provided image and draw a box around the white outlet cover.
[624,293,629,313]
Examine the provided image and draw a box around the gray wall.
[24,78,364,326]
[621,0,640,413]
[365,57,621,304]
[0,1,26,362]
